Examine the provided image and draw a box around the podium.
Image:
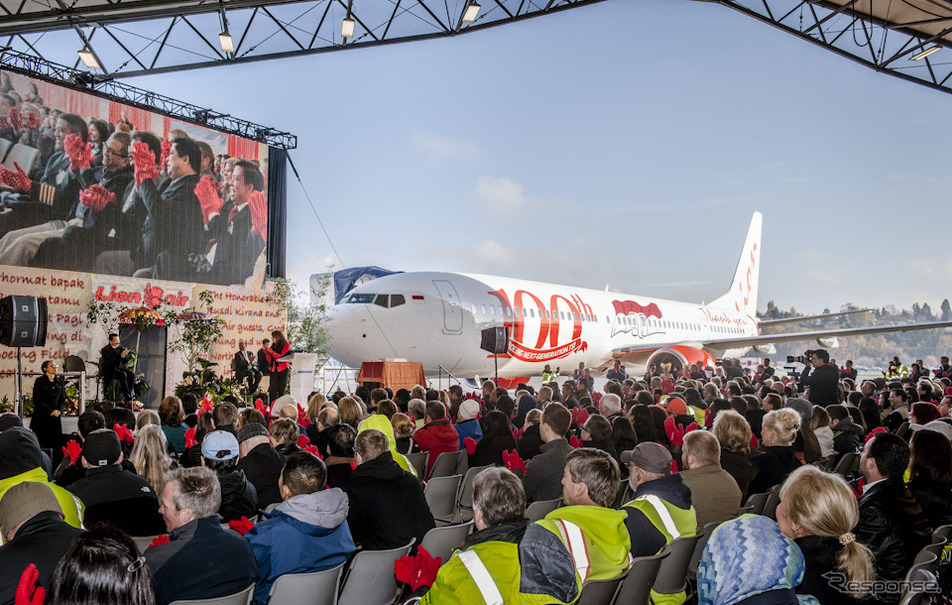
[276,353,318,404]
[357,361,426,393]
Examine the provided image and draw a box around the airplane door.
[432,280,463,335]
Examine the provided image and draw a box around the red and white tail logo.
[711,212,761,317]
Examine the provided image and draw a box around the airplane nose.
[325,307,354,357]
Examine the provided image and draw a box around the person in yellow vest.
[420,467,580,604]
[620,442,696,605]
[537,448,632,583]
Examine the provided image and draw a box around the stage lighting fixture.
[219,32,234,53]
[342,17,355,38]
[463,1,481,23]
[77,48,100,70]
[911,45,941,60]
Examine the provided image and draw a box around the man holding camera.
[799,349,840,406]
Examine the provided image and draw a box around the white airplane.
[325,212,952,380]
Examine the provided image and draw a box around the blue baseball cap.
[201,430,239,461]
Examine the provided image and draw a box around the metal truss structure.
[0,0,606,79]
[0,48,296,148]
[712,0,952,95]
[0,0,950,95]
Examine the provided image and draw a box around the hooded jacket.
[538,504,633,582]
[421,518,581,605]
[357,414,418,477]
[412,418,460,477]
[246,488,356,604]
[216,468,257,523]
[344,450,434,550]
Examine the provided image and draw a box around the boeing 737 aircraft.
[326,212,952,378]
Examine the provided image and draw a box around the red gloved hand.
[199,396,214,415]
[79,184,115,212]
[184,427,197,450]
[113,423,135,444]
[228,516,255,535]
[23,111,38,131]
[463,437,477,455]
[63,440,82,464]
[159,140,172,173]
[1,161,32,193]
[569,435,582,448]
[502,449,526,474]
[297,434,310,449]
[297,404,310,427]
[15,564,45,605]
[571,406,590,428]
[63,134,91,172]
[865,427,886,443]
[194,175,223,224]
[394,547,442,591]
[248,190,267,240]
[664,416,685,446]
[255,398,268,416]
[130,141,157,189]
[149,534,171,549]
[750,433,759,450]
[705,407,713,428]
[303,444,323,459]
[8,107,21,132]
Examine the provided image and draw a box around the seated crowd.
[0,76,266,285]
[0,350,950,604]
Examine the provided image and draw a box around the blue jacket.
[456,418,483,449]
[246,488,356,604]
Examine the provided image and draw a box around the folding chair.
[832,452,859,479]
[611,546,669,605]
[456,465,491,521]
[337,540,415,605]
[132,535,160,555]
[405,451,429,480]
[687,522,719,578]
[266,560,346,605]
[429,450,462,479]
[743,492,769,516]
[650,534,700,602]
[525,498,562,522]
[425,474,463,525]
[169,583,254,605]
[763,491,781,521]
[576,570,627,605]
[419,520,474,563]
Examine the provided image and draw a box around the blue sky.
[130,0,952,314]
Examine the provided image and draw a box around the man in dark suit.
[206,160,266,286]
[134,136,204,280]
[100,333,134,400]
[233,340,261,392]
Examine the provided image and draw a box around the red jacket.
[413,418,460,477]
[266,341,291,373]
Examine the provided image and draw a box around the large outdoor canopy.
[0,0,951,93]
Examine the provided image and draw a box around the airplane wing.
[702,320,952,351]
[758,308,872,327]
[608,320,952,366]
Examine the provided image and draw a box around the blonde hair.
[763,408,800,446]
[337,397,363,428]
[129,425,173,496]
[712,409,752,456]
[780,466,875,598]
[307,393,326,422]
[391,412,414,439]
[136,409,160,431]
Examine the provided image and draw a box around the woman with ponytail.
[776,465,875,604]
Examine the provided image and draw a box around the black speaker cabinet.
[480,326,509,355]
[0,296,48,347]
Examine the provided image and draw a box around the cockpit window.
[374,295,389,308]
[390,295,406,307]
[345,293,375,304]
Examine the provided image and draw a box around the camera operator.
[799,349,840,406]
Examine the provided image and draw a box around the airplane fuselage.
[325,271,759,377]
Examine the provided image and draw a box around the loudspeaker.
[480,326,508,355]
[0,296,48,347]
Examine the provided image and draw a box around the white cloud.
[470,176,538,215]
[411,131,480,161]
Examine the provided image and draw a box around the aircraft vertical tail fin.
[711,212,762,317]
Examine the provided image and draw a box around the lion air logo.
[487,288,590,363]
[611,299,663,339]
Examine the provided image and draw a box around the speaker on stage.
[480,326,509,355]
[0,296,48,347]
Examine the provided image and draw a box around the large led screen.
[0,70,271,288]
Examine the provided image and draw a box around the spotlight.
[462,2,480,23]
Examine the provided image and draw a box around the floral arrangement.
[119,307,165,332]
